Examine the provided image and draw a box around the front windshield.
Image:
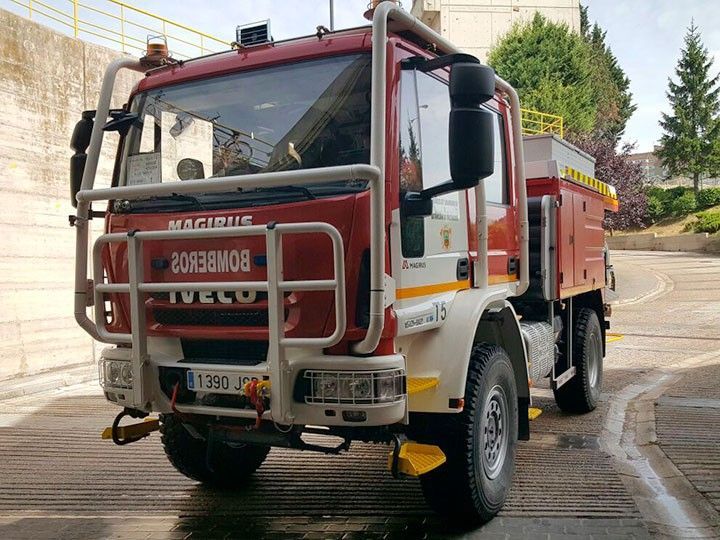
[120,54,371,196]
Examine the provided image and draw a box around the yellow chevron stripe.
[563,166,618,200]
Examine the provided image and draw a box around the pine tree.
[580,5,635,140]
[488,13,597,134]
[657,22,720,193]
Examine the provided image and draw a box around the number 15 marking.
[433,301,447,322]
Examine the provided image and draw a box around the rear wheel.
[419,344,518,526]
[553,308,603,413]
[160,414,269,486]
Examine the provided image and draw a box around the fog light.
[342,410,367,422]
[108,362,121,385]
[120,362,133,386]
[100,359,133,390]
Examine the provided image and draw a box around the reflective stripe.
[563,166,618,201]
[396,279,470,300]
[396,275,517,299]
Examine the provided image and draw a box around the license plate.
[186,370,260,395]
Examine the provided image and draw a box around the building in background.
[411,0,581,62]
[627,148,720,188]
[627,149,667,185]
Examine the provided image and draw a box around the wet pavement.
[0,250,719,539]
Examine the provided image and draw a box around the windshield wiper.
[124,193,206,212]
[252,185,317,200]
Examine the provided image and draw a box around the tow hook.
[102,408,159,445]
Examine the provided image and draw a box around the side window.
[485,112,508,205]
[399,69,454,258]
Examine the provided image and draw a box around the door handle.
[457,257,470,280]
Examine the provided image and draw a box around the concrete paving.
[0,250,718,538]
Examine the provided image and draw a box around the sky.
[585,0,720,153]
[130,0,718,154]
[8,0,718,153]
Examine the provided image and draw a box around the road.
[0,251,719,539]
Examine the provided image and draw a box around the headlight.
[100,359,133,389]
[120,362,133,386]
[304,369,405,404]
[375,372,400,402]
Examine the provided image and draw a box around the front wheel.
[160,414,269,487]
[419,344,518,526]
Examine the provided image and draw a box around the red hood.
[102,191,371,344]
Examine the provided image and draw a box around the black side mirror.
[401,191,433,218]
[70,110,95,208]
[448,63,496,189]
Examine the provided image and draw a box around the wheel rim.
[587,331,601,389]
[481,385,509,480]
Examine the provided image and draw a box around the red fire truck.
[69,1,618,525]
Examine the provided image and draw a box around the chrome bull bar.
[92,221,346,422]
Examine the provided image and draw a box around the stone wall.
[0,8,141,380]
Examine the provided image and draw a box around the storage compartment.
[521,135,618,301]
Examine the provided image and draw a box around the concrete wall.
[607,233,719,253]
[411,0,581,62]
[0,8,141,380]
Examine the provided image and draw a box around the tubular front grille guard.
[91,221,346,419]
[74,165,384,359]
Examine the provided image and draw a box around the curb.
[610,258,674,307]
[602,351,720,538]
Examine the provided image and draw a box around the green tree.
[657,22,720,193]
[579,5,635,140]
[487,13,597,134]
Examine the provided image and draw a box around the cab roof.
[135,28,373,95]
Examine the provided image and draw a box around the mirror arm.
[420,179,456,199]
[401,53,480,72]
[102,111,140,136]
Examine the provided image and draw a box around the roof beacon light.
[142,35,170,67]
[235,20,273,48]
[365,0,397,20]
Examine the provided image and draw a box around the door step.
[388,442,446,476]
[529,407,543,420]
[407,377,439,395]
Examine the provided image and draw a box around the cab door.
[391,66,470,336]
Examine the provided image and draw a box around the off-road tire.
[419,344,518,527]
[553,308,603,413]
[159,414,269,486]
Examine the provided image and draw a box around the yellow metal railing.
[6,0,229,59]
[521,108,564,139]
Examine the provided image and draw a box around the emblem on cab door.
[440,225,452,251]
